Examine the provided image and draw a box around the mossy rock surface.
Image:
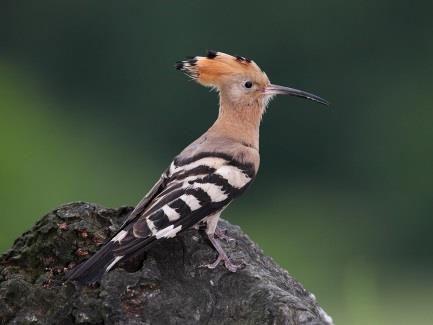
[0,202,332,324]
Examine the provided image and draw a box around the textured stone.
[0,202,333,324]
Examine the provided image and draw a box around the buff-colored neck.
[208,94,264,150]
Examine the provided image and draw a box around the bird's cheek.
[224,86,243,103]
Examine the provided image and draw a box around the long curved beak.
[265,84,329,106]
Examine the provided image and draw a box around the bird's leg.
[206,234,243,272]
[200,213,243,272]
[214,226,235,242]
[208,214,234,242]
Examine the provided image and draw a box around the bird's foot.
[205,253,243,272]
[214,227,235,242]
[201,233,244,272]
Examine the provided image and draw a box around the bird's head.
[176,50,328,110]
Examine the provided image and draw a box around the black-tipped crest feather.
[206,50,218,59]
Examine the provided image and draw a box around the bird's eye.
[244,81,253,89]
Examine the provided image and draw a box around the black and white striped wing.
[113,154,255,256]
[66,153,255,283]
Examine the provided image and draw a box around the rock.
[0,202,333,325]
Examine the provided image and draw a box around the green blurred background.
[1,1,433,323]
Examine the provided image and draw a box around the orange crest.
[176,50,268,88]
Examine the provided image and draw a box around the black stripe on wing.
[194,174,236,196]
[145,188,185,216]
[170,165,216,181]
[169,197,192,216]
[148,210,171,230]
[154,182,183,201]
[174,151,256,178]
[184,187,212,204]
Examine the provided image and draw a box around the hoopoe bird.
[66,50,328,283]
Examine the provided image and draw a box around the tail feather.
[65,223,158,284]
[113,236,155,257]
[65,241,122,284]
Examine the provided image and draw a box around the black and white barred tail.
[65,226,153,284]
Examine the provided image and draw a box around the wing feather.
[66,153,256,283]
[114,161,254,256]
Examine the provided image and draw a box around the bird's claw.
[202,231,243,272]
[201,254,244,272]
